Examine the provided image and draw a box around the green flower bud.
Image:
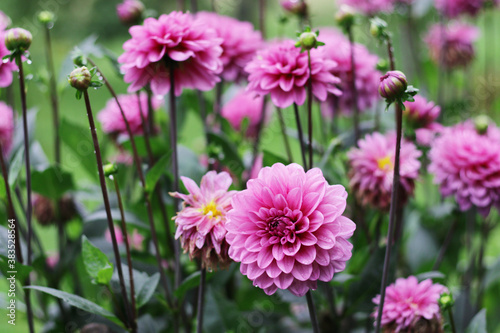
[379,70,408,100]
[4,28,32,53]
[103,163,119,177]
[474,115,490,135]
[438,292,454,310]
[68,66,91,91]
[38,11,55,25]
[335,5,356,30]
[299,31,318,50]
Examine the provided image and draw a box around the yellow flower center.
[377,155,394,171]
[200,200,221,218]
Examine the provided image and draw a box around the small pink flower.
[372,276,448,332]
[170,171,236,270]
[347,132,421,210]
[105,227,144,251]
[116,0,144,25]
[0,31,17,88]
[280,0,308,15]
[245,40,341,108]
[0,101,14,154]
[403,95,440,128]
[435,0,487,18]
[221,87,265,137]
[226,163,356,297]
[97,92,162,136]
[339,0,395,15]
[46,253,60,269]
[425,23,479,70]
[196,12,263,82]
[118,11,223,96]
[429,121,500,216]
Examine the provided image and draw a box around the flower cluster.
[0,21,17,88]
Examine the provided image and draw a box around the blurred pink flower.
[0,31,17,88]
[347,132,421,210]
[105,227,144,251]
[46,253,60,269]
[373,276,447,332]
[245,40,341,108]
[111,150,134,166]
[429,121,500,216]
[0,101,14,154]
[196,12,262,82]
[403,95,443,146]
[226,163,356,297]
[97,92,162,136]
[339,0,394,15]
[118,11,223,96]
[318,28,380,117]
[0,10,11,30]
[221,88,265,137]
[425,23,479,70]
[280,0,308,15]
[435,0,486,18]
[170,171,236,270]
[116,0,144,25]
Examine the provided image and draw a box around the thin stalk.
[293,103,308,169]
[375,38,403,333]
[276,108,293,163]
[347,27,361,144]
[146,89,155,134]
[196,268,207,333]
[190,0,198,12]
[305,291,320,333]
[249,97,268,182]
[16,54,35,333]
[112,176,137,330]
[214,82,223,124]
[432,218,458,271]
[306,50,313,168]
[82,90,133,330]
[476,216,491,309]
[259,0,266,38]
[448,307,457,333]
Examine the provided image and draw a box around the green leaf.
[262,150,288,167]
[82,235,114,285]
[207,132,245,178]
[145,154,169,193]
[31,165,75,199]
[0,176,6,202]
[8,148,24,187]
[24,286,119,323]
[120,135,169,157]
[136,272,160,308]
[174,271,201,300]
[465,309,487,333]
[0,255,33,282]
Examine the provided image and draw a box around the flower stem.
[306,290,320,333]
[190,0,198,12]
[259,0,266,38]
[82,90,133,330]
[306,50,313,169]
[293,103,308,169]
[347,27,360,144]
[277,108,293,163]
[196,268,207,333]
[249,97,268,182]
[448,307,457,333]
[432,218,458,271]
[112,176,137,331]
[16,54,35,333]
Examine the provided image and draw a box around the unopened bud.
[4,28,32,53]
[103,163,119,177]
[299,31,317,50]
[376,59,389,72]
[438,292,454,310]
[379,70,408,100]
[280,0,308,16]
[117,0,145,26]
[68,66,91,91]
[370,17,388,39]
[335,5,356,30]
[474,115,490,135]
[38,11,55,25]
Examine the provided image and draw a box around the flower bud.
[68,66,91,91]
[474,115,490,134]
[33,195,55,226]
[379,70,408,100]
[438,292,454,310]
[38,11,55,25]
[73,54,88,67]
[298,31,317,50]
[116,0,145,26]
[280,0,308,16]
[335,5,356,30]
[370,17,387,39]
[376,59,389,72]
[4,28,32,53]
[103,163,119,177]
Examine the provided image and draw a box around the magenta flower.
[0,10,11,30]
[170,171,236,270]
[245,40,341,108]
[0,31,17,88]
[318,28,380,117]
[403,95,443,146]
[373,276,448,332]
[116,0,144,26]
[105,227,144,251]
[225,163,356,297]
[425,23,479,70]
[280,0,308,15]
[118,11,223,96]
[347,132,421,210]
[339,0,395,15]
[0,101,14,154]
[46,253,60,269]
[221,87,266,137]
[435,0,486,18]
[429,121,500,216]
[97,92,162,137]
[196,12,262,82]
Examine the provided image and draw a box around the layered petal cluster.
[0,30,17,88]
[347,132,421,210]
[221,87,265,137]
[0,101,14,154]
[403,95,443,146]
[435,0,486,18]
[118,11,223,96]
[196,12,262,82]
[425,23,479,70]
[170,171,236,270]
[318,28,380,117]
[245,40,341,108]
[429,121,500,216]
[373,276,448,332]
[97,92,162,136]
[338,0,395,15]
[226,163,356,297]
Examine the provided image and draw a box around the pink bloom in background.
[425,23,479,70]
[0,31,17,88]
[226,163,356,297]
[435,0,486,18]
[111,150,134,165]
[245,40,341,108]
[403,95,443,146]
[318,28,380,117]
[429,121,500,216]
[339,0,394,15]
[280,0,308,15]
[119,11,223,96]
[347,132,421,210]
[105,227,144,251]
[196,12,262,82]
[97,92,162,136]
[221,88,265,137]
[0,10,11,30]
[170,171,236,270]
[46,253,60,269]
[372,276,447,332]
[0,101,14,154]
[116,0,144,25]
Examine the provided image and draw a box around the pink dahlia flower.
[339,0,395,15]
[0,31,17,88]
[0,101,14,154]
[318,28,380,117]
[118,11,223,96]
[245,40,341,108]
[373,276,448,332]
[226,163,356,297]
[435,0,486,18]
[97,92,162,136]
[403,95,443,146]
[347,132,421,210]
[425,23,479,70]
[105,226,144,251]
[221,87,265,137]
[280,0,308,15]
[170,171,236,270]
[46,253,60,269]
[116,0,144,26]
[196,12,262,82]
[0,10,11,30]
[429,121,500,216]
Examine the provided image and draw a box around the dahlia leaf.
[136,272,160,308]
[145,154,169,194]
[31,165,75,200]
[82,235,114,285]
[0,176,5,201]
[466,309,487,333]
